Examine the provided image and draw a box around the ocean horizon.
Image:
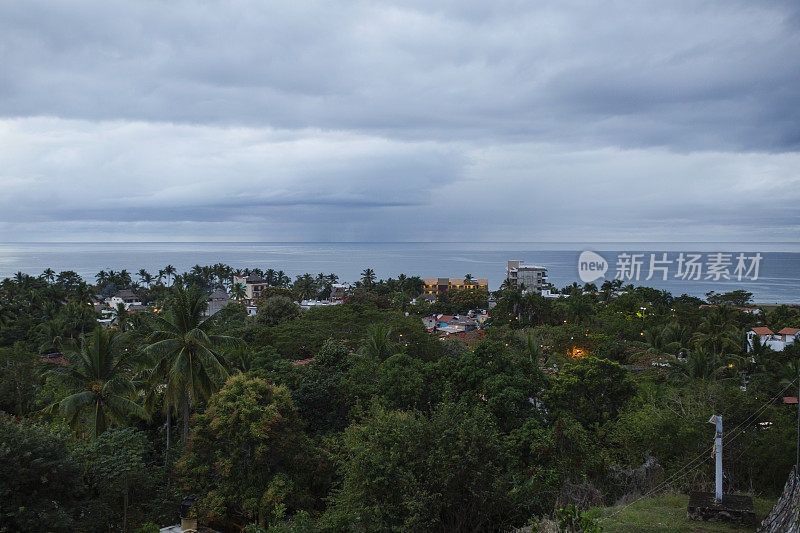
[1,241,798,304]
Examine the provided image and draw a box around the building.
[204,287,231,317]
[423,313,486,332]
[747,327,799,352]
[108,289,142,310]
[232,273,270,301]
[330,283,350,301]
[421,277,489,302]
[506,260,548,294]
[300,299,343,310]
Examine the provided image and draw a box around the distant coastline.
[1,242,799,303]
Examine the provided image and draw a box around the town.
[2,257,799,532]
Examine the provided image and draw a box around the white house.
[747,327,799,352]
[107,289,142,310]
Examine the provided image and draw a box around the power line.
[605,379,797,519]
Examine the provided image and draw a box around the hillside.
[591,494,776,532]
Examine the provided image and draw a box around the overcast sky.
[1,0,798,242]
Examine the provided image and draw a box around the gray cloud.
[0,1,798,241]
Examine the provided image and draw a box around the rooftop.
[114,289,139,300]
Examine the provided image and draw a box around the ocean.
[0,242,798,304]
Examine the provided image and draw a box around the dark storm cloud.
[2,1,799,150]
[0,1,798,242]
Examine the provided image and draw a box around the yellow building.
[421,277,489,302]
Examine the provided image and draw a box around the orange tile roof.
[751,327,774,335]
[778,327,800,335]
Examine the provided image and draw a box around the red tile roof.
[784,397,798,404]
[751,327,774,335]
[437,315,455,323]
[778,328,800,335]
[291,357,314,366]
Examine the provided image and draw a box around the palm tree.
[42,268,56,283]
[663,322,692,357]
[360,324,397,360]
[464,273,474,284]
[36,317,68,354]
[643,327,680,356]
[294,273,318,300]
[264,268,277,287]
[692,315,740,363]
[143,285,241,444]
[163,265,177,286]
[670,346,726,383]
[231,284,246,301]
[361,268,376,291]
[137,269,153,287]
[521,331,544,365]
[45,328,148,438]
[112,302,130,332]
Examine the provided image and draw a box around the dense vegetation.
[1,265,799,532]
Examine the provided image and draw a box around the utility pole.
[708,414,723,502]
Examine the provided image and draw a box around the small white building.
[299,299,342,310]
[747,327,799,352]
[107,289,142,310]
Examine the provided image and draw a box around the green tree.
[137,268,153,287]
[73,427,155,532]
[0,343,38,416]
[143,285,240,443]
[112,302,131,332]
[178,374,318,530]
[232,283,247,301]
[42,267,56,283]
[45,328,149,438]
[0,417,99,532]
[293,273,319,300]
[293,340,355,433]
[163,264,177,286]
[257,296,301,326]
[545,357,635,430]
[360,268,376,291]
[359,324,397,361]
[435,341,547,432]
[328,403,515,531]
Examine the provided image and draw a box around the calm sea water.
[0,242,798,304]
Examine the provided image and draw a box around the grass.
[589,493,776,533]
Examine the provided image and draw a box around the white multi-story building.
[506,260,548,294]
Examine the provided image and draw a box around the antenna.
[708,414,723,502]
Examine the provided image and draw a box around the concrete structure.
[747,327,799,352]
[108,289,141,310]
[506,260,548,294]
[421,277,488,302]
[232,273,270,301]
[204,288,231,317]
